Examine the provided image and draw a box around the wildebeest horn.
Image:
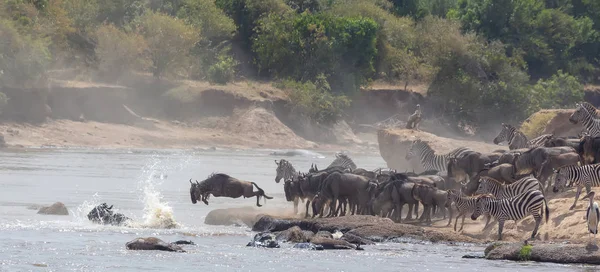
[189,179,193,184]
[274,160,279,165]
[196,180,200,185]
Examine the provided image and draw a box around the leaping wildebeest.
[189,173,273,207]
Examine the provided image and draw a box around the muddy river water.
[0,148,590,271]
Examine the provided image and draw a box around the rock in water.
[246,233,280,248]
[293,243,324,250]
[125,237,185,252]
[37,202,69,215]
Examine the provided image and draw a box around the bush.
[207,53,238,84]
[94,23,147,81]
[0,19,51,88]
[132,11,199,79]
[531,70,584,111]
[253,12,379,93]
[275,75,350,125]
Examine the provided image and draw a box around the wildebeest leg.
[570,186,583,210]
[329,196,338,218]
[293,197,299,214]
[305,200,312,218]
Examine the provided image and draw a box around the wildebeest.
[579,136,600,165]
[189,173,273,207]
[514,146,575,176]
[315,172,378,217]
[87,203,131,226]
[536,152,581,190]
[478,163,518,184]
[284,178,305,214]
[447,151,500,184]
[411,183,450,225]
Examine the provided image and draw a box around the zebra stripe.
[475,176,543,199]
[569,102,600,137]
[472,190,549,240]
[494,123,552,150]
[554,164,600,209]
[447,190,481,231]
[275,159,298,183]
[405,140,471,174]
[327,153,357,170]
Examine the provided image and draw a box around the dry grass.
[520,110,558,139]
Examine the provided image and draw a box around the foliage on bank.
[0,0,598,127]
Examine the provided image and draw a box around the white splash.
[127,153,194,229]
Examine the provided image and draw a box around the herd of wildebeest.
[186,102,600,241]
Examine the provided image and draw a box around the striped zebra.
[475,176,544,199]
[569,102,600,137]
[447,189,490,231]
[274,159,299,183]
[553,164,600,210]
[471,190,549,240]
[405,139,471,175]
[493,123,553,150]
[326,153,357,171]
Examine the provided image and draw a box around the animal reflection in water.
[189,173,273,207]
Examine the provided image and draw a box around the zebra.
[275,159,306,214]
[274,159,299,183]
[475,176,544,199]
[447,189,491,231]
[569,102,600,137]
[471,190,549,240]
[326,153,357,171]
[493,123,553,150]
[405,139,471,175]
[553,164,600,210]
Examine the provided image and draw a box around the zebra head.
[552,167,569,193]
[405,140,423,160]
[493,123,511,145]
[471,194,494,220]
[569,103,585,124]
[275,159,291,183]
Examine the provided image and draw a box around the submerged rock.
[87,203,131,226]
[293,243,324,250]
[485,242,600,264]
[125,237,185,252]
[37,202,69,215]
[246,233,280,248]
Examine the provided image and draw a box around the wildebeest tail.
[251,182,273,200]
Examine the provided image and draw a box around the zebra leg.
[530,213,542,240]
[459,213,467,232]
[570,186,583,210]
[497,219,505,241]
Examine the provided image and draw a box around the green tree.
[531,70,584,110]
[0,19,51,87]
[95,23,147,81]
[132,11,199,78]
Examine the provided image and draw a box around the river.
[0,148,590,271]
